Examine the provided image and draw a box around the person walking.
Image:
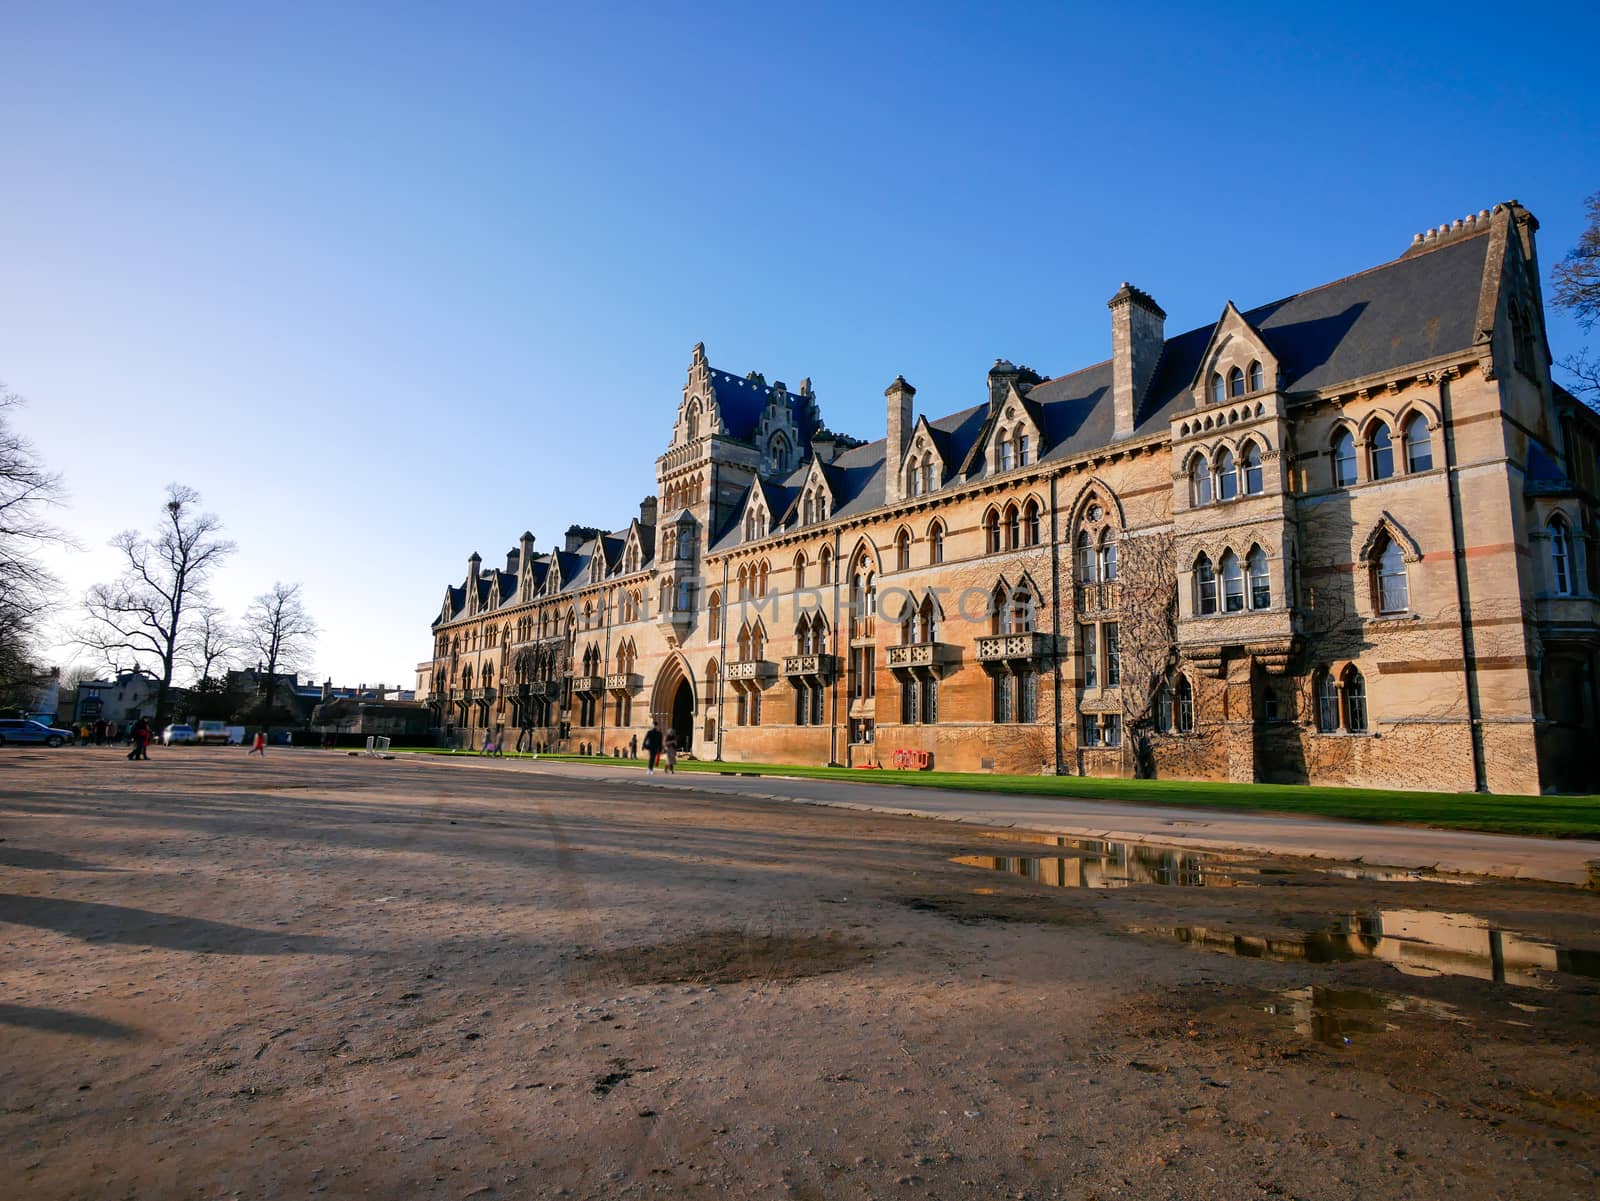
[663,727,678,774]
[248,730,267,756]
[481,729,493,756]
[642,722,662,774]
[128,718,151,761]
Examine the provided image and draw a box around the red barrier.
[890,748,931,770]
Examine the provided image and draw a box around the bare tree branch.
[76,483,235,726]
[242,582,317,732]
[182,604,241,681]
[0,383,71,707]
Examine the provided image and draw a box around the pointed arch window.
[1216,448,1238,500]
[1000,432,1015,472]
[1195,553,1218,616]
[1004,503,1021,550]
[1369,422,1394,481]
[1316,670,1340,732]
[1248,360,1264,392]
[708,590,722,639]
[793,552,808,590]
[686,402,700,441]
[895,528,911,571]
[1228,366,1245,397]
[1023,499,1041,547]
[1242,442,1264,494]
[736,564,749,602]
[820,546,833,585]
[1550,516,1574,595]
[758,560,770,597]
[1375,535,1409,613]
[928,520,945,565]
[1191,456,1213,506]
[985,509,1002,554]
[1343,667,1368,733]
[1221,550,1244,612]
[771,435,789,473]
[804,495,815,524]
[1016,430,1031,467]
[1404,414,1433,473]
[1175,675,1194,733]
[1008,588,1035,635]
[921,454,935,494]
[1247,546,1271,609]
[1156,683,1173,733]
[907,462,922,497]
[1076,529,1096,583]
[1333,430,1357,487]
[1210,373,1225,405]
[1097,528,1117,581]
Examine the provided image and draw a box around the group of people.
[641,721,679,774]
[77,718,138,745]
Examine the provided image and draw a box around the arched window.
[985,509,1002,554]
[1023,499,1041,546]
[1008,589,1034,635]
[921,454,935,494]
[907,462,921,497]
[1220,550,1244,612]
[736,564,749,602]
[1216,449,1238,501]
[793,552,808,590]
[1369,422,1394,481]
[1156,683,1173,733]
[895,528,911,571]
[1175,676,1194,733]
[770,434,789,473]
[918,595,938,643]
[758,560,770,597]
[737,624,751,661]
[1242,441,1264,495]
[1195,554,1217,615]
[928,520,945,565]
[1228,366,1245,397]
[1404,413,1432,473]
[1343,667,1368,733]
[1248,360,1264,392]
[1316,671,1340,732]
[1000,431,1015,472]
[1332,430,1357,487]
[708,590,722,639]
[1015,430,1031,467]
[1375,536,1409,613]
[1076,529,1096,583]
[804,495,815,524]
[706,659,719,701]
[1210,373,1225,405]
[1247,546,1271,609]
[989,583,1008,636]
[1191,455,1213,506]
[1097,528,1117,581]
[1004,503,1020,550]
[686,402,700,441]
[820,546,833,585]
[1550,517,1574,595]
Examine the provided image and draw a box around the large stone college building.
[423,202,1597,794]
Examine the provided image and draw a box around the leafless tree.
[78,484,235,727]
[183,603,240,682]
[0,383,70,709]
[1552,189,1600,407]
[242,582,317,733]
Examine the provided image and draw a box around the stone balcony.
[886,642,948,673]
[781,653,836,679]
[975,632,1053,663]
[726,659,775,683]
[605,672,643,693]
[571,675,604,695]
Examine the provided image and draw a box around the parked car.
[195,720,230,745]
[0,718,75,747]
[162,724,197,745]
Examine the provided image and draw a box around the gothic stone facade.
[425,201,1598,795]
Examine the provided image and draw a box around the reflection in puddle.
[953,841,1252,890]
[1268,986,1464,1047]
[1133,910,1600,987]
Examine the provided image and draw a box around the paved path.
[396,754,1600,886]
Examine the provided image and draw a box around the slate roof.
[710,229,1496,553]
[709,368,818,448]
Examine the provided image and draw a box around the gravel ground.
[3,748,1598,1201]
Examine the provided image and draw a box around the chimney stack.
[519,530,535,564]
[639,496,658,527]
[884,376,915,504]
[1107,283,1166,439]
[467,550,482,580]
[505,547,520,575]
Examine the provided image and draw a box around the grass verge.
[389,746,1600,839]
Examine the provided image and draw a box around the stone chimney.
[884,375,915,504]
[505,547,520,575]
[467,550,482,580]
[519,530,535,565]
[812,435,837,464]
[564,525,600,553]
[639,496,658,527]
[1107,283,1166,439]
[988,360,1021,408]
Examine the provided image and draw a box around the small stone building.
[424,201,1598,794]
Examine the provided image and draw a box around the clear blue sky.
[4,1,1596,687]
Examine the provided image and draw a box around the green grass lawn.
[389,746,1600,839]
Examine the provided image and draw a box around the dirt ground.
[3,750,1599,1201]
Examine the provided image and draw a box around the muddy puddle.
[1265,985,1466,1047]
[1131,908,1600,987]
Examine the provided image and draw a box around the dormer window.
[1248,360,1264,392]
[1228,367,1245,397]
[1017,433,1031,467]
[1210,373,1225,405]
[921,455,934,493]
[1000,436,1015,472]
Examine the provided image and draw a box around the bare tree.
[183,603,240,682]
[0,383,70,709]
[1552,188,1600,407]
[242,582,317,734]
[78,484,235,728]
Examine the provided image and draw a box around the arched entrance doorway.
[649,654,697,755]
